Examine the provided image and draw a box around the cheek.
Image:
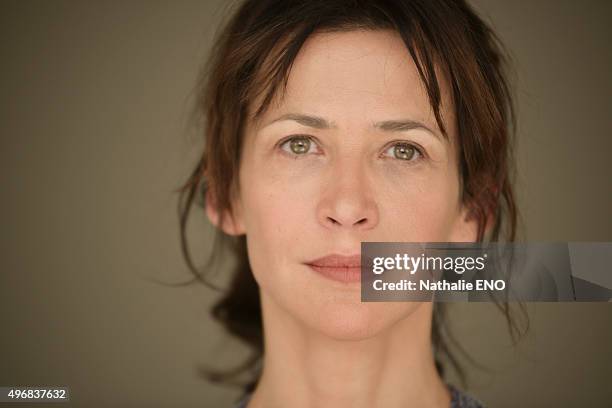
[377,165,462,242]
[237,167,312,286]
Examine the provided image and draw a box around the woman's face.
[209,29,477,339]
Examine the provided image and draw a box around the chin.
[305,301,423,341]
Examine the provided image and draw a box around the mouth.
[304,253,362,284]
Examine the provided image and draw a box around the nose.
[316,158,379,231]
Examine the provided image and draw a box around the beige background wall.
[0,1,610,407]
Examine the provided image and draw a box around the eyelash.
[276,135,427,163]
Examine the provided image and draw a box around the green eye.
[282,136,312,155]
[390,143,421,161]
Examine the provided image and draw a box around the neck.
[247,293,450,408]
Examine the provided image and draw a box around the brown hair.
[179,0,523,394]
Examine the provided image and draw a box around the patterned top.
[233,384,485,407]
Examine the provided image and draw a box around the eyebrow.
[265,113,332,129]
[374,119,436,137]
[263,113,439,138]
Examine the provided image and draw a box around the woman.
[179,0,519,406]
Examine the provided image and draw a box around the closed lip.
[305,253,366,284]
[305,253,362,268]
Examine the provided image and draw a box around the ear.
[204,188,246,236]
[448,203,493,242]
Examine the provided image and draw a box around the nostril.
[328,217,339,225]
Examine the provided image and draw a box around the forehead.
[251,29,454,137]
